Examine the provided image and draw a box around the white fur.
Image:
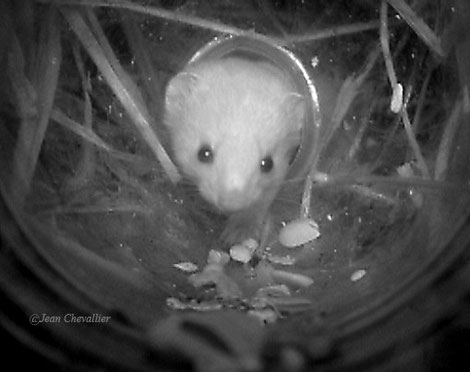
[164,57,305,212]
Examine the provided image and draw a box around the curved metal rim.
[185,35,322,179]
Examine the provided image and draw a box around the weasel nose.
[218,174,249,211]
[225,173,246,193]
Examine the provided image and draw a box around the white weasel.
[164,57,305,243]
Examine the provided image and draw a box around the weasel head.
[164,58,305,212]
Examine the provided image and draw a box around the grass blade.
[60,7,181,183]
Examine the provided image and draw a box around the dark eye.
[197,145,214,164]
[260,156,274,173]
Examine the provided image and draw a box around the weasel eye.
[260,156,274,173]
[197,145,214,164]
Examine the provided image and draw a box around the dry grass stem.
[386,0,444,57]
[380,1,430,179]
[434,100,463,181]
[39,0,392,46]
[300,47,379,218]
[60,7,180,183]
[65,43,96,189]
[121,16,164,121]
[11,7,61,204]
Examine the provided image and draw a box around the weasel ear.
[164,72,199,120]
[283,93,306,131]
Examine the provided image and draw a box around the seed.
[391,83,403,113]
[351,269,367,282]
[173,262,198,272]
[264,252,296,265]
[207,249,230,265]
[279,218,320,247]
[230,244,254,263]
[271,269,314,287]
[241,238,259,251]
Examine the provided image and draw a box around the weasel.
[164,57,305,244]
